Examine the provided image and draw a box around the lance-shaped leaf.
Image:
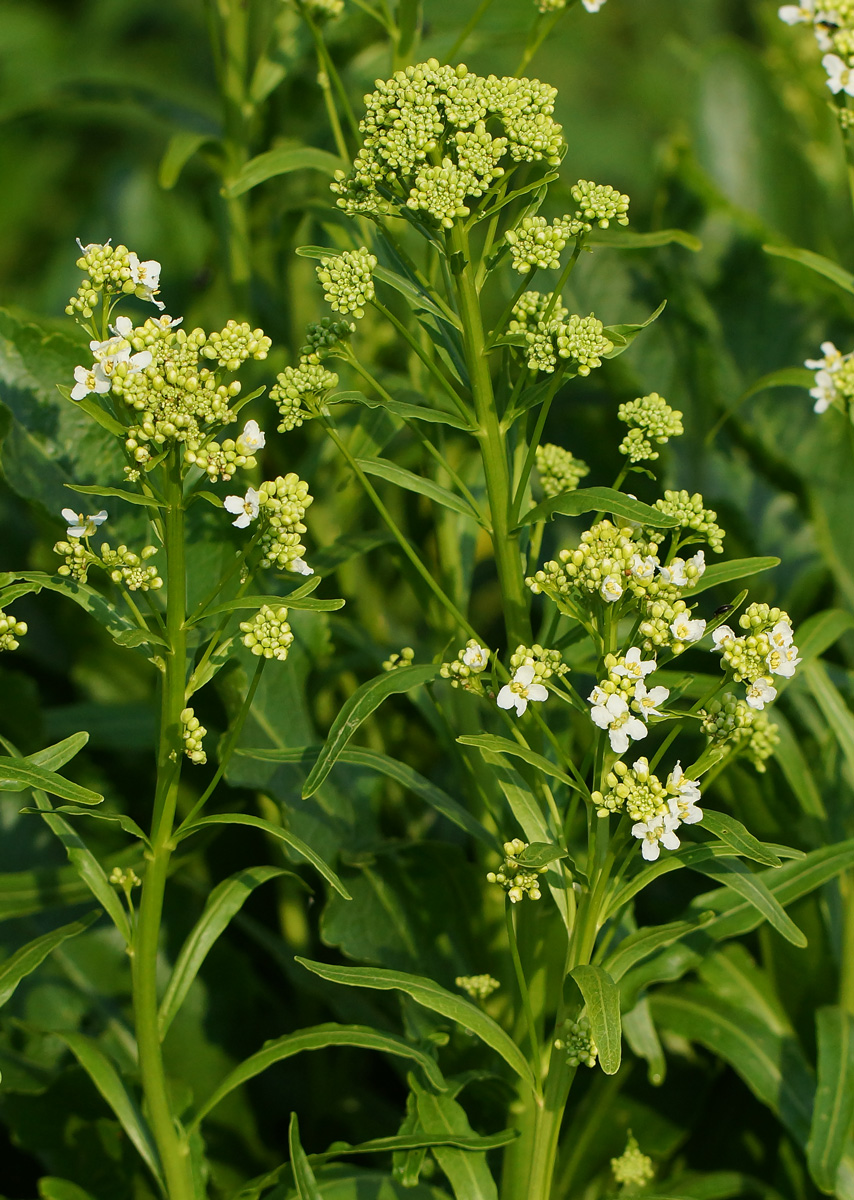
[457,733,577,790]
[289,1112,323,1200]
[223,146,344,198]
[297,958,538,1095]
[570,964,622,1074]
[622,997,666,1086]
[515,842,566,869]
[0,757,103,805]
[808,1007,854,1194]
[60,1032,164,1190]
[302,664,441,798]
[413,1080,499,1200]
[334,390,473,431]
[700,810,782,868]
[601,919,705,984]
[188,588,344,623]
[159,130,218,189]
[23,806,149,843]
[189,1022,447,1129]
[0,910,99,1008]
[160,866,292,1037]
[804,661,854,783]
[357,457,484,524]
[588,227,702,252]
[796,609,854,664]
[0,731,89,791]
[686,557,780,596]
[517,486,679,530]
[601,300,667,359]
[689,859,806,947]
[764,242,854,295]
[174,813,350,899]
[12,573,160,661]
[65,483,165,509]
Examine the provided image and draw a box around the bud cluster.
[183,435,258,483]
[440,639,490,691]
[455,974,500,1000]
[0,609,27,652]
[383,646,415,671]
[700,692,779,772]
[98,543,163,591]
[554,1017,598,1068]
[300,317,355,364]
[617,392,683,463]
[650,490,724,553]
[592,756,669,823]
[200,320,271,371]
[611,1135,654,1189]
[712,605,800,711]
[270,362,339,433]
[509,643,567,681]
[509,291,613,375]
[256,475,313,572]
[486,838,546,903]
[535,443,589,497]
[180,707,207,765]
[316,248,377,318]
[66,241,164,317]
[568,179,630,231]
[240,605,294,662]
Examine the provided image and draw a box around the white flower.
[462,643,490,672]
[810,368,837,413]
[686,549,706,581]
[582,0,606,9]
[778,0,815,21]
[769,620,794,649]
[589,692,647,754]
[111,315,134,339]
[667,761,703,824]
[496,664,548,717]
[634,680,670,720]
[712,624,736,649]
[659,558,688,587]
[670,615,707,644]
[128,252,165,309]
[236,419,266,456]
[632,813,681,861]
[223,487,261,529]
[290,557,314,576]
[600,574,623,602]
[90,333,130,364]
[588,684,610,706]
[612,646,656,681]
[630,553,657,582]
[823,53,854,96]
[71,363,111,401]
[61,507,108,538]
[805,341,845,373]
[745,677,777,710]
[76,237,110,254]
[766,644,801,677]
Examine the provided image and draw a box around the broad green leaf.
[289,1112,323,1200]
[0,910,99,1007]
[601,300,667,359]
[803,661,854,782]
[570,965,621,1074]
[0,756,103,805]
[601,919,703,983]
[238,744,496,848]
[60,1032,164,1189]
[223,146,344,197]
[175,813,350,898]
[588,228,702,252]
[689,859,807,947]
[296,958,538,1095]
[622,997,666,1086]
[413,1080,499,1200]
[515,841,567,868]
[159,130,217,189]
[65,482,164,509]
[159,866,291,1037]
[700,810,782,867]
[809,1007,854,1193]
[0,731,89,790]
[357,458,482,523]
[686,557,780,596]
[796,609,854,664]
[764,243,854,295]
[189,1023,447,1129]
[334,390,473,431]
[517,486,679,530]
[457,734,576,790]
[302,664,441,798]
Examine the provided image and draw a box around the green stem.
[506,903,542,1079]
[132,448,194,1200]
[449,223,531,648]
[371,298,470,416]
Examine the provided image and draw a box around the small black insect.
[713,604,733,616]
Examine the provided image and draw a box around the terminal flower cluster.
[66,241,165,317]
[587,648,670,751]
[54,509,163,591]
[486,839,547,903]
[240,605,295,661]
[553,1017,598,1068]
[316,248,377,318]
[535,443,589,497]
[180,707,207,765]
[508,290,613,375]
[503,183,628,272]
[779,1,854,98]
[650,490,725,554]
[455,974,500,1000]
[270,362,339,433]
[804,340,854,414]
[440,639,491,690]
[611,1135,655,1189]
[0,609,27,652]
[711,605,800,711]
[617,392,684,463]
[592,758,703,861]
[700,692,779,773]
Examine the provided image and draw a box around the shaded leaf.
[0,910,99,1008]
[289,1112,323,1200]
[808,1007,854,1193]
[457,734,576,790]
[357,457,482,523]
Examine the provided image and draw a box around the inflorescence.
[779,1,854,104]
[487,839,547,903]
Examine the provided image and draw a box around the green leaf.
[705,368,816,443]
[517,486,679,530]
[809,1007,854,1194]
[38,1179,99,1200]
[772,710,827,820]
[686,557,780,596]
[59,1032,164,1189]
[189,1023,447,1130]
[689,858,807,947]
[456,734,577,790]
[335,390,473,430]
[0,756,103,805]
[763,243,854,295]
[302,664,441,798]
[55,383,128,438]
[622,996,666,1086]
[412,1082,499,1200]
[601,919,705,983]
[159,130,217,189]
[319,1130,516,1160]
[803,661,854,782]
[601,300,667,358]
[10,731,89,781]
[190,589,344,623]
[570,964,621,1074]
[223,146,344,198]
[64,483,164,509]
[0,910,99,1008]
[514,841,567,869]
[237,744,496,848]
[700,810,782,867]
[175,812,350,898]
[588,228,702,252]
[796,609,854,664]
[22,806,149,843]
[357,458,482,523]
[159,866,291,1037]
[296,958,538,1095]
[289,1111,324,1200]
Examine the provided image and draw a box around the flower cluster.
[553,1017,598,1068]
[66,241,164,317]
[201,320,271,370]
[568,179,630,231]
[611,1135,654,1189]
[383,646,415,671]
[700,692,779,772]
[650,490,725,554]
[240,605,294,661]
[316,249,377,318]
[98,543,163,591]
[535,443,589,497]
[592,758,702,860]
[331,61,564,226]
[455,974,500,1000]
[617,392,684,463]
[711,605,800,710]
[779,1,854,100]
[300,317,355,364]
[270,362,339,432]
[506,216,569,272]
[0,609,27,652]
[587,648,670,751]
[496,664,549,716]
[180,707,207,765]
[440,640,491,690]
[509,291,613,375]
[486,839,546,903]
[805,340,854,414]
[509,643,568,680]
[256,475,313,572]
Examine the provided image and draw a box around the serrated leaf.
[687,557,780,595]
[65,483,164,509]
[296,958,538,1095]
[357,457,483,523]
[809,1007,854,1193]
[189,1023,447,1130]
[175,812,349,898]
[0,756,103,805]
[517,486,679,530]
[302,664,441,798]
[700,810,782,867]
[159,866,291,1037]
[0,910,99,1008]
[570,964,621,1074]
[457,733,577,790]
[223,147,344,198]
[689,858,807,946]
